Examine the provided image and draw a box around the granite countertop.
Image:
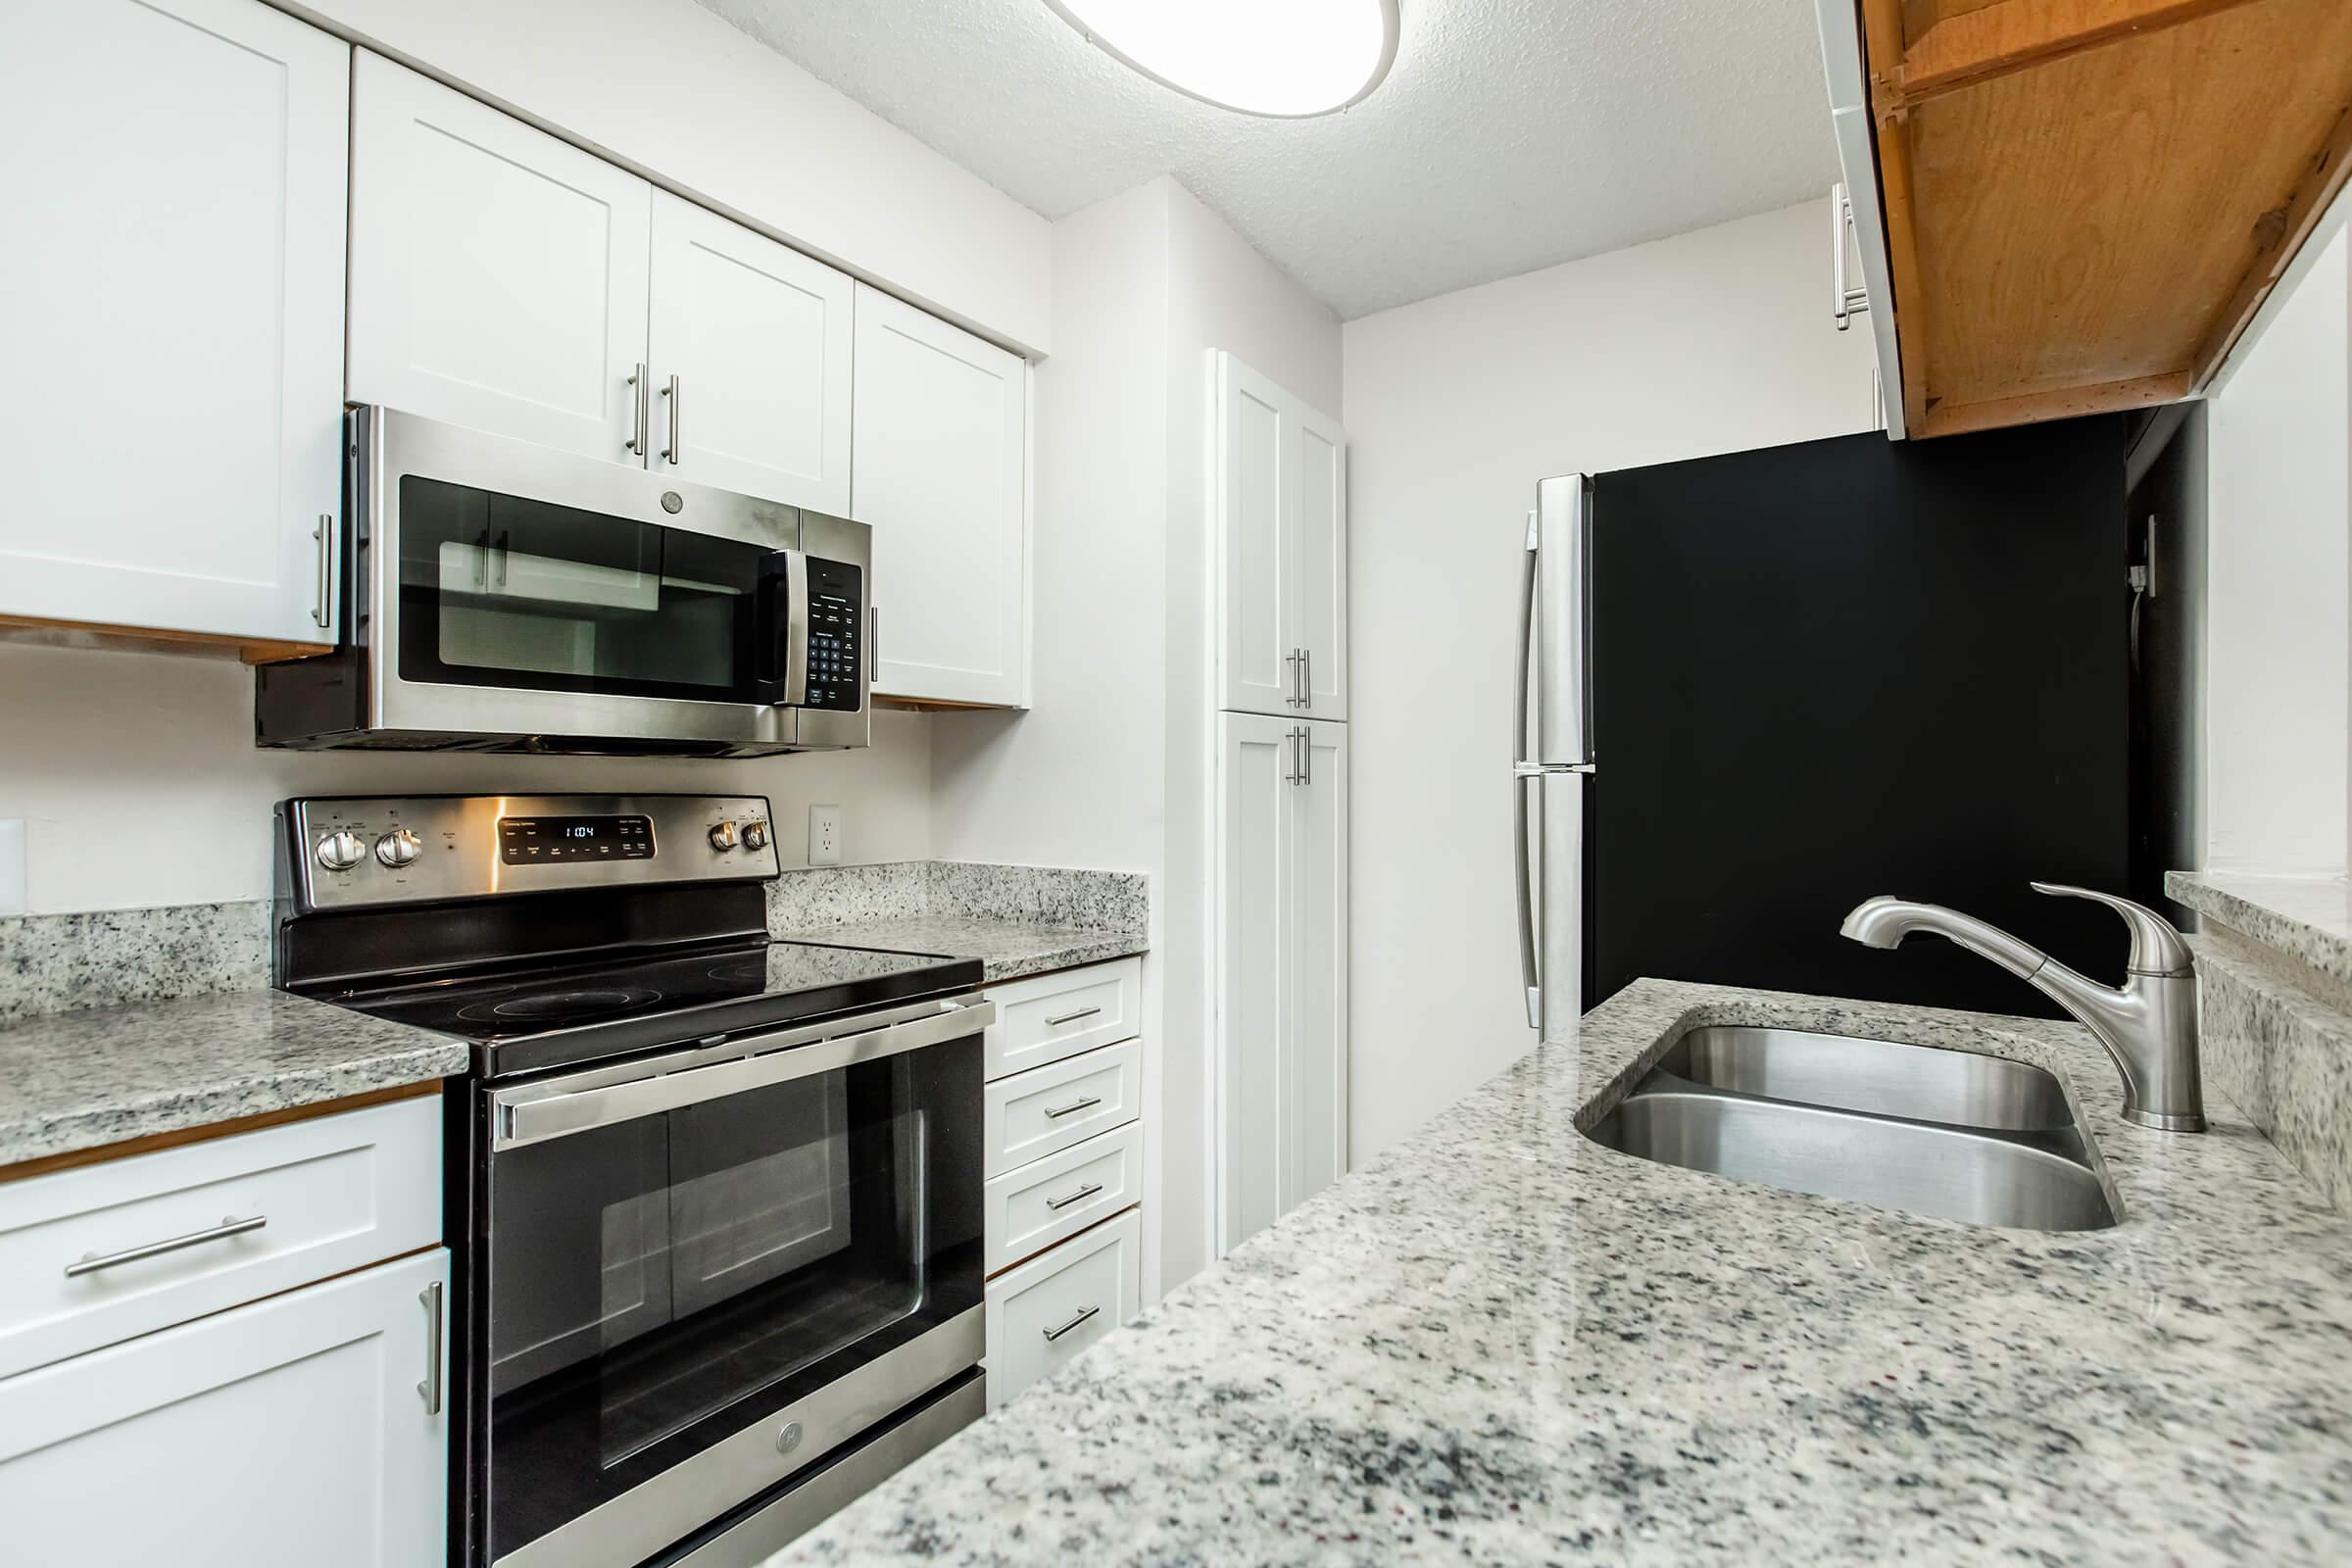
[0,989,469,1166]
[788,978,2352,1566]
[782,914,1147,984]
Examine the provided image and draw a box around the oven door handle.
[491,995,995,1151]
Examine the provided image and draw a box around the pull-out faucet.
[1839,883,2204,1131]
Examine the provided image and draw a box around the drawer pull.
[1042,1095,1103,1120]
[1044,1004,1102,1028]
[1042,1303,1101,1343]
[64,1214,267,1278]
[1045,1181,1103,1212]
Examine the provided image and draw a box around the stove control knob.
[708,820,739,852]
[741,820,770,852]
[314,830,367,872]
[374,828,422,868]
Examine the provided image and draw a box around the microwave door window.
[398,475,763,702]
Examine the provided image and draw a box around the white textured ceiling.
[695,0,1840,319]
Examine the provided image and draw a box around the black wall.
[1585,416,2129,1017]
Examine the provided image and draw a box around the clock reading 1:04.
[498,814,655,863]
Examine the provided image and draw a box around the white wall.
[274,0,1052,353]
[1342,199,1879,1160]
[2202,224,2351,877]
[0,641,933,913]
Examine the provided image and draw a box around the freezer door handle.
[1515,769,1541,1030]
[1533,476,1594,766]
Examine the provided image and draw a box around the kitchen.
[2,0,2349,1562]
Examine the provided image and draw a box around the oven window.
[484,1041,981,1563]
[397,475,767,702]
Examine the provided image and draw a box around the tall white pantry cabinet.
[1212,352,1350,1254]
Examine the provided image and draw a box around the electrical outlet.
[808,805,841,866]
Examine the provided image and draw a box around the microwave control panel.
[805,557,863,711]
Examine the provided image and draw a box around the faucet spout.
[1838,885,2205,1132]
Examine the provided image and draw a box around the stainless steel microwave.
[257,408,869,757]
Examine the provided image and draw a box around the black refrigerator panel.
[1583,416,2129,1017]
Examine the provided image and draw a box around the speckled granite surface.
[0,989,467,1165]
[787,979,2352,1567]
[2171,870,2352,995]
[2196,938,2352,1213]
[0,901,270,1025]
[788,915,1146,984]
[773,861,1148,981]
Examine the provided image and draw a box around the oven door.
[363,406,826,753]
[478,995,989,1568]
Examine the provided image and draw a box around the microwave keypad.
[804,558,863,711]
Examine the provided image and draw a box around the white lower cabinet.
[0,1247,451,1567]
[1217,712,1348,1253]
[984,1210,1141,1412]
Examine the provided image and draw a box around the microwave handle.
[763,549,809,707]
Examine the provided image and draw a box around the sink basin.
[1659,1025,2077,1132]
[1587,1026,2117,1232]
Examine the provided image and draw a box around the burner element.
[459,986,662,1025]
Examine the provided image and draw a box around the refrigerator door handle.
[1515,768,1541,1029]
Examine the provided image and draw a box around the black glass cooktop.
[308,938,981,1077]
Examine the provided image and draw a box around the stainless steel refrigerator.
[1515,421,2132,1040]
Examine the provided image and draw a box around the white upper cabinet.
[0,0,348,648]
[852,283,1029,707]
[647,191,853,512]
[1215,353,1349,720]
[348,53,652,465]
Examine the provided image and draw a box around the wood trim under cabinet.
[0,612,332,665]
[0,1079,443,1187]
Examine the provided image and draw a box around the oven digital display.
[499,814,655,863]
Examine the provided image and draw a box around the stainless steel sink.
[1587,1026,2117,1231]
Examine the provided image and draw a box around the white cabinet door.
[0,1249,449,1568]
[1214,353,1348,719]
[1217,356,1294,717]
[1217,711,1294,1250]
[852,284,1028,707]
[349,52,652,464]
[647,192,853,512]
[1216,714,1348,1252]
[1287,720,1349,1209]
[0,0,348,646]
[1293,408,1349,720]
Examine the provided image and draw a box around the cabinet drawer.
[0,1097,441,1379]
[982,957,1141,1080]
[985,1210,1140,1410]
[983,1123,1141,1275]
[984,1038,1140,1178]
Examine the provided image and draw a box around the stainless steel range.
[272,793,988,1568]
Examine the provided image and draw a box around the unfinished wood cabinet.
[1838,0,2352,437]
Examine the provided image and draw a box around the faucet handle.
[2030,883,2194,977]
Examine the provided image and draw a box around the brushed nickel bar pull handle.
[1044,1182,1103,1212]
[662,373,681,465]
[1284,648,1301,706]
[1300,723,1313,786]
[312,514,333,629]
[417,1279,445,1415]
[1042,1095,1102,1120]
[65,1214,266,1277]
[1041,1303,1100,1342]
[1044,1005,1101,1027]
[626,363,649,455]
[1300,647,1312,710]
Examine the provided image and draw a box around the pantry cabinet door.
[647,191,854,512]
[852,284,1029,707]
[0,1250,449,1568]
[1216,354,1296,717]
[1292,405,1349,720]
[1285,719,1349,1210]
[0,0,348,646]
[1217,711,1297,1251]
[348,51,652,465]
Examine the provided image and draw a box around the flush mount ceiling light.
[1044,0,1400,119]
